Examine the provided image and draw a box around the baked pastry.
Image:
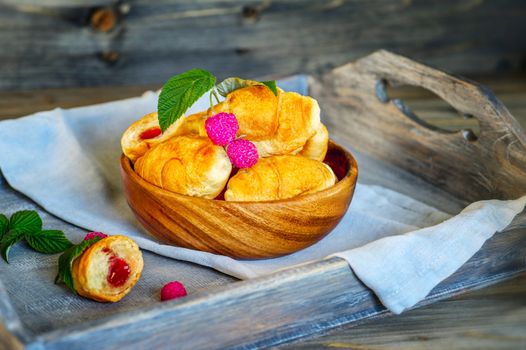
[135,135,232,198]
[71,235,143,303]
[214,86,321,157]
[224,155,336,201]
[121,111,207,162]
[298,123,329,161]
[214,85,279,141]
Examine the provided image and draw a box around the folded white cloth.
[0,75,524,314]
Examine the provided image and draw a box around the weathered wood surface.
[1,0,526,90]
[277,273,526,350]
[311,50,526,203]
[2,76,526,127]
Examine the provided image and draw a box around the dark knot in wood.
[90,7,117,32]
[99,51,121,65]
[241,4,264,23]
[242,6,260,19]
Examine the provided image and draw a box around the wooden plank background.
[0,0,526,90]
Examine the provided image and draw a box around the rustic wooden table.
[0,75,525,349]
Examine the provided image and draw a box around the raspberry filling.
[139,126,162,140]
[102,248,131,287]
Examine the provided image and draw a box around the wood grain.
[120,141,357,259]
[0,322,23,350]
[311,50,526,202]
[1,0,526,90]
[277,273,526,350]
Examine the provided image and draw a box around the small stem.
[209,90,214,111]
[213,90,221,105]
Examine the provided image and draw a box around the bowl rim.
[121,140,358,205]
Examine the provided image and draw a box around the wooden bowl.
[120,141,358,259]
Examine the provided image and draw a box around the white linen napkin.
[0,75,524,314]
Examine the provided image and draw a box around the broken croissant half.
[72,235,144,302]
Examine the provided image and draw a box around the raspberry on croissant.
[71,235,143,303]
[224,155,336,201]
[134,135,232,199]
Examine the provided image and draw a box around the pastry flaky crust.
[135,135,232,199]
[121,111,208,162]
[72,235,144,303]
[224,155,336,201]
[298,123,329,161]
[215,85,322,157]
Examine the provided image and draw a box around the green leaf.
[157,69,216,132]
[0,229,25,263]
[9,210,42,235]
[0,214,8,240]
[215,77,278,97]
[261,80,278,96]
[55,237,102,292]
[25,230,73,254]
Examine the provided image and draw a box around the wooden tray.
[1,51,525,350]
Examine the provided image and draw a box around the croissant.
[224,155,336,201]
[135,135,231,198]
[298,123,329,161]
[121,111,208,162]
[71,235,143,303]
[214,86,321,157]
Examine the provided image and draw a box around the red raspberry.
[83,232,108,240]
[227,139,259,168]
[160,281,187,301]
[205,112,239,146]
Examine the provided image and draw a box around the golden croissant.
[214,85,322,157]
[121,111,208,162]
[225,155,336,201]
[72,235,144,303]
[298,123,329,161]
[135,135,232,199]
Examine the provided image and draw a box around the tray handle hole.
[375,79,479,142]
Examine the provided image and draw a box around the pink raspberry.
[205,112,239,146]
[160,281,187,301]
[83,232,108,240]
[227,139,259,168]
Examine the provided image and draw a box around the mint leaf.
[26,230,73,254]
[9,210,42,235]
[158,69,216,132]
[261,80,278,96]
[215,77,278,97]
[215,77,252,97]
[55,237,102,292]
[0,214,8,240]
[0,229,25,263]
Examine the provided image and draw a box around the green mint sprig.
[157,69,278,131]
[157,69,216,132]
[55,237,102,293]
[0,210,73,263]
